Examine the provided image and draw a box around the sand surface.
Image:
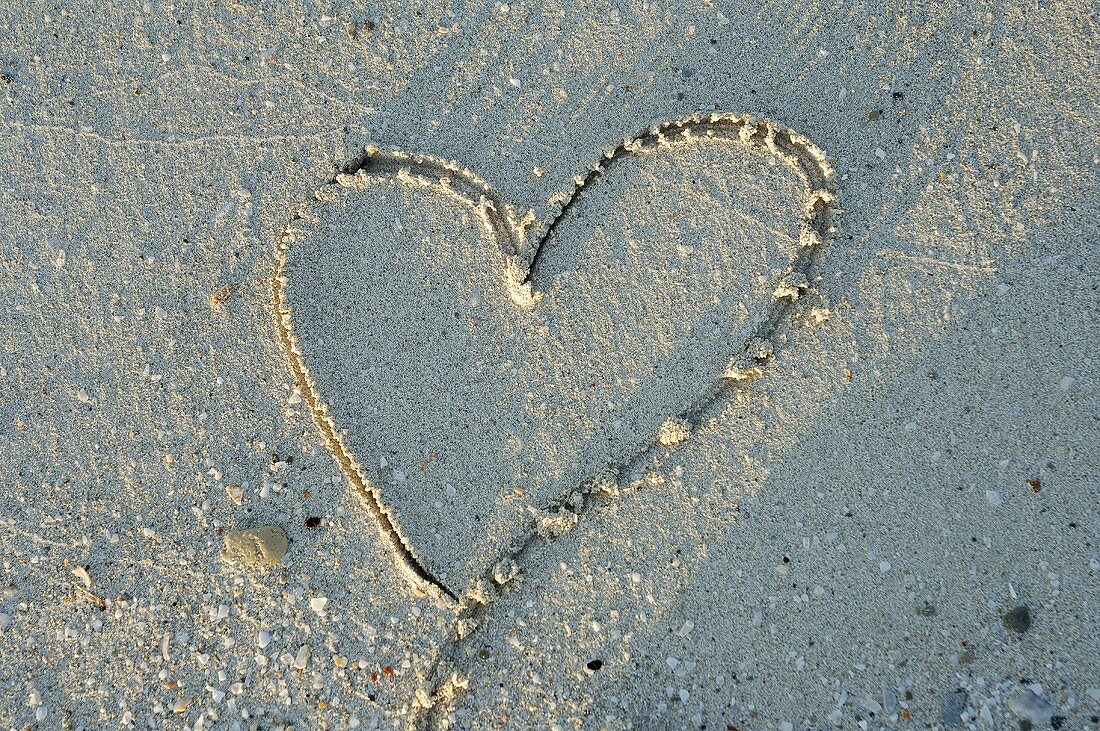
[0,2,1097,729]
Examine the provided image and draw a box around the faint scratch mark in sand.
[0,119,341,150]
[877,249,998,274]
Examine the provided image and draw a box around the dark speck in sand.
[1003,605,1032,634]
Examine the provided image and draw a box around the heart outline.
[272,112,838,606]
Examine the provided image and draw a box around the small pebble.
[221,525,288,568]
[1008,690,1054,725]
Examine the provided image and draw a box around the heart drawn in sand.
[273,113,837,603]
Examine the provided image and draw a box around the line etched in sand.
[271,113,839,722]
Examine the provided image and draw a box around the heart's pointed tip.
[502,258,541,309]
[507,283,541,310]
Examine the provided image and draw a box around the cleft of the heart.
[273,113,837,601]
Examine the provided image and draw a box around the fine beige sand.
[0,2,1097,729]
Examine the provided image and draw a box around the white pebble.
[1008,690,1054,724]
[310,596,328,613]
[257,630,271,649]
[293,645,311,670]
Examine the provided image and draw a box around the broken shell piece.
[71,566,93,588]
[225,485,245,505]
[221,525,288,569]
